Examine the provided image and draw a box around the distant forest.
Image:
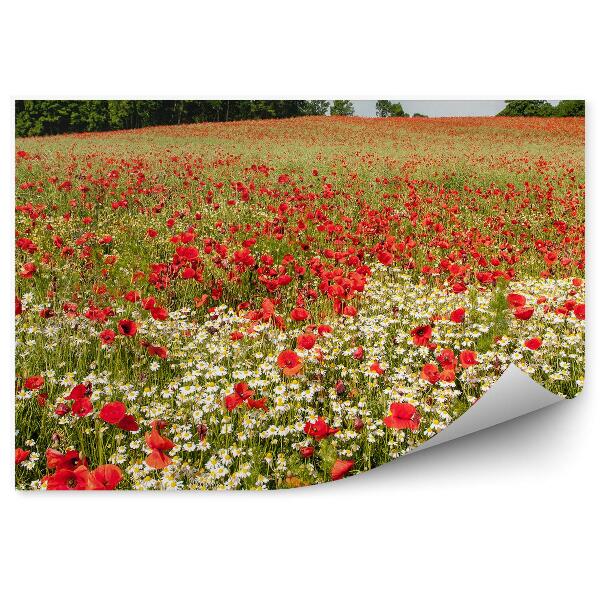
[15,100,330,137]
[15,99,585,137]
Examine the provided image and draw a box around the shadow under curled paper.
[414,364,564,453]
[14,101,585,490]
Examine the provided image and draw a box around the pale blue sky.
[346,100,559,117]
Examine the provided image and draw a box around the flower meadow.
[14,116,585,490]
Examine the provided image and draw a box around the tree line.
[15,100,333,137]
[497,100,584,117]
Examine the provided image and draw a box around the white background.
[0,1,597,598]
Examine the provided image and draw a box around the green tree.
[554,100,584,117]
[375,100,393,117]
[302,100,330,116]
[412,113,428,118]
[273,100,307,118]
[107,101,133,130]
[28,101,74,135]
[330,100,354,116]
[74,100,110,131]
[214,101,303,121]
[497,100,555,116]
[376,100,406,117]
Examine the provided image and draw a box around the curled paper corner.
[413,364,564,453]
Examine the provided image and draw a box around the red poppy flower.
[304,417,339,440]
[20,262,36,278]
[145,421,175,469]
[141,296,156,310]
[343,305,357,317]
[439,369,456,382]
[15,448,30,464]
[383,402,420,430]
[147,345,168,359]
[317,324,333,336]
[124,290,141,303]
[72,396,93,417]
[290,307,310,321]
[524,338,542,350]
[225,382,261,410]
[88,465,123,490]
[224,392,244,411]
[331,459,354,481]
[99,329,116,345]
[65,383,92,400]
[146,449,172,470]
[118,319,137,336]
[513,306,534,320]
[370,361,384,375]
[377,251,394,266]
[436,348,457,370]
[574,303,585,320]
[99,401,127,425]
[65,383,91,400]
[277,350,302,376]
[116,414,139,432]
[46,448,87,471]
[450,307,465,323]
[63,302,79,317]
[150,306,169,321]
[411,325,433,346]
[247,396,268,410]
[297,333,316,350]
[194,294,209,308]
[507,293,526,308]
[420,363,440,384]
[234,382,253,400]
[47,466,90,490]
[459,350,478,367]
[24,375,44,390]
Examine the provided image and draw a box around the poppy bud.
[196,423,208,441]
[299,446,314,458]
[55,403,69,416]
